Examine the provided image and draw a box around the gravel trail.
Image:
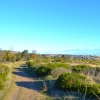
[4,67,45,100]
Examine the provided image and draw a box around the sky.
[0,0,100,55]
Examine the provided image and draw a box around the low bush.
[56,73,100,98]
[72,65,91,74]
[35,66,52,77]
[0,80,4,90]
[72,65,100,77]
[0,63,9,90]
[26,61,35,67]
[45,75,54,80]
[85,84,100,98]
[56,73,86,91]
[0,63,9,76]
[35,63,70,77]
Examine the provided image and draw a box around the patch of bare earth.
[4,66,46,100]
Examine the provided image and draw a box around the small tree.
[21,50,29,60]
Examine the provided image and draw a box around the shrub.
[56,73,86,91]
[0,79,4,90]
[72,65,100,77]
[51,67,71,78]
[0,64,9,76]
[0,63,9,90]
[26,61,35,67]
[85,84,100,98]
[35,63,70,77]
[56,73,100,98]
[45,75,54,80]
[35,66,52,77]
[72,65,91,74]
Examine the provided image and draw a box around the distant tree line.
[0,49,36,63]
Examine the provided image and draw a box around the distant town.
[44,54,100,60]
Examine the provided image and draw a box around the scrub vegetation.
[1,50,100,100]
[23,53,100,100]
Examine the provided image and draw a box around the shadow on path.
[12,67,34,78]
[12,71,31,78]
[13,67,44,91]
[16,81,43,91]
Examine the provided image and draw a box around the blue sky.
[0,0,100,55]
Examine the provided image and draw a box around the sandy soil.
[4,66,46,100]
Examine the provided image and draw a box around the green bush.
[56,73,86,91]
[85,84,100,98]
[26,61,35,67]
[0,64,9,76]
[56,73,100,98]
[35,63,70,77]
[0,63,9,90]
[0,79,4,90]
[72,65,91,73]
[72,65,100,76]
[35,66,51,77]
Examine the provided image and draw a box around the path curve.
[4,66,45,100]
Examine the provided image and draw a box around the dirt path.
[4,66,46,100]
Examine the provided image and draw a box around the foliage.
[56,73,100,98]
[0,50,22,62]
[52,57,62,63]
[26,61,35,67]
[16,53,22,61]
[0,63,9,90]
[45,75,54,80]
[0,63,9,76]
[21,50,29,60]
[72,65,91,73]
[56,73,86,91]
[35,63,70,77]
[35,66,51,77]
[72,65,100,77]
[85,84,100,98]
[0,80,4,90]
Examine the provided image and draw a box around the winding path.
[4,66,46,100]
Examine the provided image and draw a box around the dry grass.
[51,67,71,78]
